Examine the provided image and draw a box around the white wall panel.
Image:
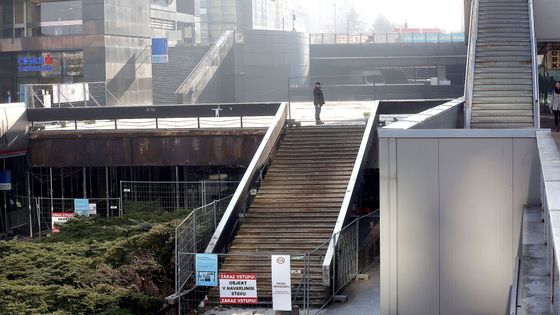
[379,131,540,315]
[396,138,440,315]
[438,138,513,315]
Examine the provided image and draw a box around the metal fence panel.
[35,197,121,235]
[176,196,233,293]
[121,181,238,214]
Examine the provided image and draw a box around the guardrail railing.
[464,0,479,128]
[528,0,540,128]
[321,102,379,286]
[309,32,465,45]
[176,30,235,104]
[205,103,289,254]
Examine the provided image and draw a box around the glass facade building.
[0,0,82,38]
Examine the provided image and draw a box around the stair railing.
[204,103,288,254]
[175,30,235,104]
[528,0,540,128]
[321,102,379,287]
[464,0,480,129]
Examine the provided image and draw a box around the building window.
[0,0,82,38]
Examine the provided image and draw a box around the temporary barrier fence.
[175,211,379,314]
[34,197,121,236]
[120,180,239,215]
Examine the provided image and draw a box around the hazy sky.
[297,0,464,33]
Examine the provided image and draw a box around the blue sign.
[152,38,169,64]
[74,199,90,217]
[195,254,218,287]
[17,55,54,72]
[0,171,12,191]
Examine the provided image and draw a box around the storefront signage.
[152,38,169,64]
[548,50,560,70]
[219,273,258,304]
[196,254,219,287]
[17,54,54,72]
[271,255,292,311]
[74,199,90,217]
[52,212,74,233]
[0,171,12,191]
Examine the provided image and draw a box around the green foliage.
[0,208,191,314]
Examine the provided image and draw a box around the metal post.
[155,117,159,129]
[36,197,41,239]
[197,117,201,129]
[2,159,6,233]
[175,226,179,293]
[114,119,118,130]
[213,201,217,229]
[287,77,292,120]
[192,215,197,253]
[49,167,54,215]
[332,238,336,297]
[60,168,64,200]
[119,180,123,217]
[240,116,244,128]
[82,82,87,106]
[82,167,87,198]
[27,171,32,238]
[202,181,207,206]
[105,166,110,218]
[355,220,359,276]
[175,166,180,211]
[57,83,61,107]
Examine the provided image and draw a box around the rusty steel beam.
[28,129,266,168]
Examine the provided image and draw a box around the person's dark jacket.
[313,87,325,106]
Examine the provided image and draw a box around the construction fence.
[175,211,379,314]
[120,180,239,215]
[34,197,121,235]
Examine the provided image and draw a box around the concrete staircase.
[152,44,210,104]
[471,0,535,128]
[211,125,365,305]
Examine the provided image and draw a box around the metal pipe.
[528,0,540,128]
[464,0,480,129]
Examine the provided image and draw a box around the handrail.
[464,0,480,129]
[205,103,288,254]
[321,102,379,286]
[308,32,465,45]
[175,30,235,104]
[508,210,523,315]
[528,0,540,128]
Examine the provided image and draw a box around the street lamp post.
[333,3,337,34]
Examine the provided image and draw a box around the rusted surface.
[28,129,266,167]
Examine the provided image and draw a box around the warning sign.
[51,212,75,233]
[547,50,560,70]
[219,273,258,304]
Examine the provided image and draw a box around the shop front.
[0,50,84,104]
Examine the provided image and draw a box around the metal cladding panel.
[438,138,513,315]
[379,130,540,315]
[396,138,439,315]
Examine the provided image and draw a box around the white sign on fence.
[89,203,97,215]
[51,212,75,233]
[272,255,292,311]
[219,273,258,304]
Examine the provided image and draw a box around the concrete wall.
[534,1,560,42]
[379,129,540,315]
[232,30,309,102]
[103,0,153,105]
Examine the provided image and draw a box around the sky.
[295,0,465,33]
